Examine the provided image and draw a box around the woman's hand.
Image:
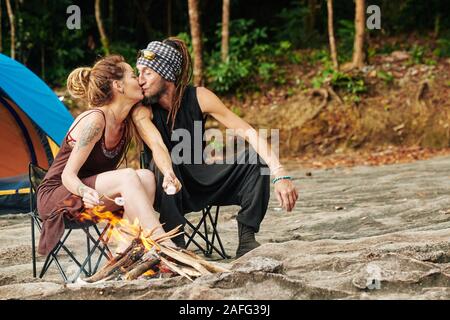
[162,171,182,194]
[79,186,103,209]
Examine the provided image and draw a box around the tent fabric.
[0,53,73,213]
[0,54,73,144]
[0,96,50,177]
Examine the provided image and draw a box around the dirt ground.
[1,155,450,299]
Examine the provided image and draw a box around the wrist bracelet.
[272,176,292,184]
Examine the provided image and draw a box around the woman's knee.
[136,169,156,189]
[120,168,142,186]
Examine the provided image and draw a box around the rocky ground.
[1,156,450,300]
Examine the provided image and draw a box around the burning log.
[85,238,146,283]
[124,258,160,280]
[79,207,230,283]
[82,227,229,283]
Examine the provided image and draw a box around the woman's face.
[120,63,144,102]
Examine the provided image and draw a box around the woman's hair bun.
[67,67,92,100]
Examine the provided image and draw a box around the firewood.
[170,264,202,278]
[124,258,160,280]
[159,256,194,282]
[159,245,211,275]
[152,225,183,242]
[179,249,230,273]
[85,239,145,282]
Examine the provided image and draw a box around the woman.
[36,55,181,256]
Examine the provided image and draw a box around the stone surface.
[2,156,450,299]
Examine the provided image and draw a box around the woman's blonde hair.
[67,54,139,167]
[67,54,126,108]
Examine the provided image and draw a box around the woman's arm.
[132,104,182,192]
[197,86,298,211]
[61,112,105,208]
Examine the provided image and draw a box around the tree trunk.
[351,0,365,69]
[188,0,204,86]
[134,0,153,39]
[41,44,45,80]
[306,0,317,35]
[167,0,172,36]
[95,0,110,55]
[326,0,338,70]
[221,0,230,62]
[109,0,114,41]
[5,0,14,59]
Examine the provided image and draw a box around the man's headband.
[136,41,183,82]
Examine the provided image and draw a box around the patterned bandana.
[136,41,183,82]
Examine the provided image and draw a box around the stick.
[159,245,211,275]
[159,256,193,282]
[124,258,160,280]
[85,239,145,282]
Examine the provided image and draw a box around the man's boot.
[235,222,260,258]
[172,233,186,249]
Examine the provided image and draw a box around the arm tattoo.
[76,122,102,151]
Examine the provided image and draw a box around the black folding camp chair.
[29,163,114,283]
[140,151,231,259]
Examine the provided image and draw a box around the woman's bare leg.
[135,169,156,206]
[94,168,175,247]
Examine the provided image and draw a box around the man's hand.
[162,171,182,194]
[274,174,298,212]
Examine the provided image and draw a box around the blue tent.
[0,53,73,213]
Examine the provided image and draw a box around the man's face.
[137,65,166,104]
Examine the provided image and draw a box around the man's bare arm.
[132,104,175,177]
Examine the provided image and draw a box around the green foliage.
[308,49,332,65]
[312,66,367,101]
[205,19,292,94]
[377,70,394,85]
[433,37,450,57]
[231,106,243,117]
[275,1,319,48]
[377,43,402,55]
[110,41,139,66]
[336,19,355,62]
[409,45,426,64]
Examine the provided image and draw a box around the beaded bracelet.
[272,176,292,184]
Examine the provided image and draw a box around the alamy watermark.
[367,5,381,30]
[66,5,81,30]
[169,121,279,176]
[66,4,381,31]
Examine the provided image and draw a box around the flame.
[79,206,161,254]
[142,269,156,277]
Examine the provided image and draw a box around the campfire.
[78,206,229,283]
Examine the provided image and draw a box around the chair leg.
[86,232,92,275]
[207,207,230,259]
[70,226,112,283]
[40,230,75,282]
[185,217,229,259]
[84,224,112,275]
[203,208,211,255]
[93,223,114,261]
[40,250,68,282]
[185,211,209,249]
[31,215,37,278]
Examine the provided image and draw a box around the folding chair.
[29,163,114,283]
[140,151,231,259]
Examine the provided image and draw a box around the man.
[132,38,298,258]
